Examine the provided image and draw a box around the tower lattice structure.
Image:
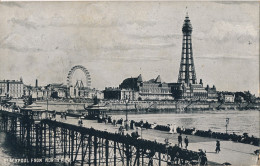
[177,14,197,85]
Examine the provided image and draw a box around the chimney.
[199,79,203,87]
[36,79,38,88]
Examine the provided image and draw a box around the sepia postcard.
[0,1,259,166]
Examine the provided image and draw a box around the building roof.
[0,80,23,84]
[155,75,161,83]
[121,77,137,85]
[147,79,155,83]
[137,74,143,82]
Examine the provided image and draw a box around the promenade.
[56,115,260,166]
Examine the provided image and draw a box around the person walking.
[178,133,183,147]
[53,110,56,118]
[200,154,208,166]
[173,124,177,134]
[215,140,221,153]
[64,111,67,120]
[78,117,82,126]
[169,124,173,134]
[184,136,189,149]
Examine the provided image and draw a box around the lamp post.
[225,118,229,134]
[125,99,129,131]
[47,98,49,111]
[140,124,143,139]
[164,138,169,163]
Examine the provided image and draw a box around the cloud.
[196,54,258,60]
[102,43,175,51]
[214,1,256,5]
[8,18,37,29]
[49,20,116,28]
[0,2,22,8]
[207,21,257,42]
[1,43,42,53]
[48,17,157,29]
[126,20,157,27]
[0,33,42,52]
[127,34,182,40]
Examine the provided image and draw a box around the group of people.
[51,111,56,119]
[194,129,259,146]
[177,133,221,153]
[198,149,208,165]
[177,133,189,149]
[169,124,178,134]
[60,112,67,120]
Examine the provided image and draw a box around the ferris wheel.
[67,65,91,88]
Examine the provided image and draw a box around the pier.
[0,109,202,166]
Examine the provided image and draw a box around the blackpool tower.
[177,14,197,85]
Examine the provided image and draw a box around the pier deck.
[0,109,259,166]
[58,116,259,166]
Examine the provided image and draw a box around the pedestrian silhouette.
[184,136,189,149]
[215,140,220,153]
[178,133,183,147]
[200,154,207,165]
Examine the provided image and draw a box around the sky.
[0,1,259,95]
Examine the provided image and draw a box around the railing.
[0,110,201,166]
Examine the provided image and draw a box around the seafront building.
[22,79,103,100]
[104,74,173,101]
[223,94,235,103]
[0,79,24,98]
[69,80,103,99]
[46,83,67,98]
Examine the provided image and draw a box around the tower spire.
[177,14,197,85]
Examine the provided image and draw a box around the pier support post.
[36,124,39,156]
[40,123,43,157]
[88,135,92,166]
[54,126,56,158]
[159,152,162,166]
[49,125,51,157]
[142,149,144,166]
[94,136,97,166]
[71,131,74,163]
[81,134,84,166]
[26,119,31,164]
[136,148,140,166]
[126,144,130,166]
[105,139,109,166]
[44,123,46,157]
[114,141,116,166]
[69,130,71,158]
[64,129,67,159]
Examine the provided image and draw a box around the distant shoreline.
[34,100,259,112]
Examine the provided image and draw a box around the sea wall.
[100,100,259,112]
[32,100,259,112]
[34,101,87,112]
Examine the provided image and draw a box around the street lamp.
[225,118,230,134]
[47,98,49,111]
[164,138,170,163]
[140,124,143,139]
[125,99,129,131]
